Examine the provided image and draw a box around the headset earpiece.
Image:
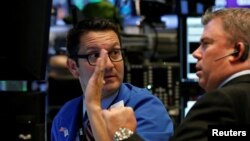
[214,43,249,62]
[232,48,239,56]
[234,43,249,61]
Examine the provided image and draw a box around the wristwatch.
[113,127,134,141]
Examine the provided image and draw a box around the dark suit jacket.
[170,74,250,141]
[126,74,250,141]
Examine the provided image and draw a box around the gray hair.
[202,8,250,45]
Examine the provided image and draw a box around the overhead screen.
[179,16,203,83]
[0,0,52,80]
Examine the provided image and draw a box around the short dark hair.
[66,18,121,61]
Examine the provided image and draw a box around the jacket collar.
[223,73,250,87]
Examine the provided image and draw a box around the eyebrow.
[87,43,120,50]
[81,47,121,55]
[200,37,214,43]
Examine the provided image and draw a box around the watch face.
[113,127,134,141]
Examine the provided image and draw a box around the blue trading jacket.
[51,83,173,141]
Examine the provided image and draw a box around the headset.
[214,43,249,62]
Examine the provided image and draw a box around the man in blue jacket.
[51,18,173,141]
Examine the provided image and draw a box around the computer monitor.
[0,0,52,80]
[226,0,250,8]
[179,15,203,83]
[138,0,175,24]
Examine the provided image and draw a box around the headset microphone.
[214,50,239,62]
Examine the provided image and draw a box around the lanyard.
[77,100,87,141]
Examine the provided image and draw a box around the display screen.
[179,16,203,83]
[1,0,52,80]
[226,0,250,8]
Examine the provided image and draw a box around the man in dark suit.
[96,8,250,141]
[168,7,250,141]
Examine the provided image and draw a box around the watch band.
[113,127,134,141]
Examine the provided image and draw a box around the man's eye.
[110,51,117,55]
[200,42,209,48]
[89,53,99,58]
[112,50,121,55]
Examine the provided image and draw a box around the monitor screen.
[138,0,175,23]
[179,15,203,83]
[226,0,250,8]
[1,0,52,80]
[184,100,196,116]
[213,0,250,10]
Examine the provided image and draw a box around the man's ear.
[232,42,249,62]
[66,58,80,78]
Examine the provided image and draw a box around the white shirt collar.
[218,69,250,88]
[82,90,119,114]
